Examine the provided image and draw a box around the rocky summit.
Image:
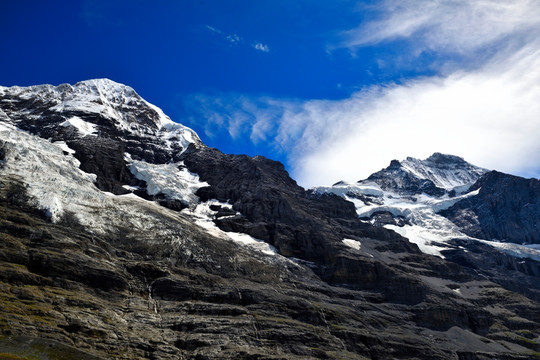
[0,79,539,360]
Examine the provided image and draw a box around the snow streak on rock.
[182,200,279,256]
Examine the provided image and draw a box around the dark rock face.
[180,145,419,270]
[441,238,540,301]
[440,171,540,244]
[68,136,134,194]
[2,192,538,359]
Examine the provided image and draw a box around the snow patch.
[227,232,278,256]
[60,116,97,137]
[52,141,76,155]
[452,288,462,296]
[342,238,361,251]
[480,240,540,263]
[385,224,452,258]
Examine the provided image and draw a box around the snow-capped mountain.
[313,154,540,262]
[0,79,277,254]
[0,78,199,151]
[368,152,488,195]
[0,79,539,359]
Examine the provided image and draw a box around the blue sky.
[2,1,540,187]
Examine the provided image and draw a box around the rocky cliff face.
[440,170,540,244]
[0,79,539,359]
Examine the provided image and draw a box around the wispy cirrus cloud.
[205,25,243,46]
[205,25,270,52]
[338,0,540,65]
[252,42,270,53]
[181,93,288,144]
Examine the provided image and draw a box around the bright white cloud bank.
[289,48,540,186]
[191,0,540,188]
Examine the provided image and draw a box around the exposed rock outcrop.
[440,171,540,244]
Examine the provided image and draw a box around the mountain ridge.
[0,79,539,359]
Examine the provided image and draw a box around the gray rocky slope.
[0,79,539,359]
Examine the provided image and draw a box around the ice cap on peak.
[404,153,466,165]
[72,78,138,98]
[1,78,202,155]
[424,152,467,164]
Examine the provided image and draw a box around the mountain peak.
[388,159,402,169]
[71,78,138,99]
[426,152,464,162]
[365,152,488,195]
[0,79,202,194]
[0,79,201,153]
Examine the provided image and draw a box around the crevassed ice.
[0,126,198,239]
[314,178,540,261]
[128,158,208,206]
[0,126,103,223]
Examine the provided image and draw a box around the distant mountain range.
[0,79,538,359]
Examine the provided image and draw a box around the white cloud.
[205,25,221,34]
[184,43,540,188]
[205,25,270,51]
[253,42,270,52]
[284,44,540,187]
[226,34,242,44]
[341,0,540,55]
[191,1,540,188]
[205,25,243,45]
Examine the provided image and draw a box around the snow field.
[313,172,540,261]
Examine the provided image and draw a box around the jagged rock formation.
[0,79,539,359]
[440,171,540,244]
